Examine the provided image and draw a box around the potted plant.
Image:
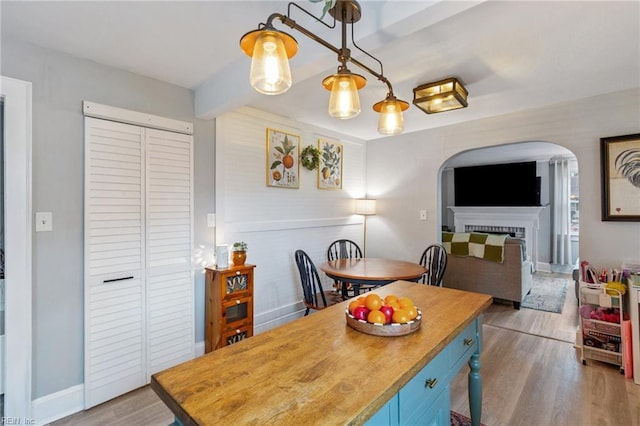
[232,241,248,266]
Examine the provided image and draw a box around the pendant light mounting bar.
[241,0,410,135]
[262,3,396,95]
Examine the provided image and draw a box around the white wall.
[366,89,640,270]
[215,107,367,332]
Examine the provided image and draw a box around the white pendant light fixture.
[240,27,298,95]
[323,68,366,119]
[373,93,410,135]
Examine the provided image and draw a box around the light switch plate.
[35,212,53,232]
[207,213,216,228]
[419,210,427,221]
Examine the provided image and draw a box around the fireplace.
[448,206,546,269]
[463,225,524,238]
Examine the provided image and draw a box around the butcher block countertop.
[151,281,493,425]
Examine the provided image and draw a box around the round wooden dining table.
[318,258,427,296]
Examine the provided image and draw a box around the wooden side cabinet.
[205,264,255,353]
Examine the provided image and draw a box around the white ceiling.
[2,0,639,148]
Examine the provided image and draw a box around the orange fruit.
[348,300,364,314]
[388,301,401,312]
[367,310,386,324]
[405,306,418,320]
[384,294,398,305]
[364,293,383,311]
[398,297,414,309]
[392,309,410,324]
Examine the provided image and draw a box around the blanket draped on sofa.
[442,232,507,263]
[441,232,533,309]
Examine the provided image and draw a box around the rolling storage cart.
[579,283,625,373]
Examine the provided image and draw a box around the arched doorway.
[440,141,579,273]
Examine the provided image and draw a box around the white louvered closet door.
[84,117,194,409]
[145,128,194,375]
[84,117,146,408]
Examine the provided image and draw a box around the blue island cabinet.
[151,282,492,426]
[366,318,482,426]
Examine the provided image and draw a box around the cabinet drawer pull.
[464,338,475,346]
[103,276,134,283]
[425,378,438,389]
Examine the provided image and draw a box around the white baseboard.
[536,262,551,273]
[195,340,205,356]
[254,300,305,334]
[32,384,84,426]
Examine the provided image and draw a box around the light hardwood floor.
[52,273,639,426]
[452,272,640,426]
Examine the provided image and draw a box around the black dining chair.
[327,239,362,261]
[295,249,344,316]
[327,239,373,297]
[419,244,448,286]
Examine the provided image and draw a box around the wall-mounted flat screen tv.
[454,161,540,206]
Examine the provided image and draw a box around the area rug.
[520,275,569,313]
[450,410,486,426]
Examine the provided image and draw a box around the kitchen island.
[151,280,492,425]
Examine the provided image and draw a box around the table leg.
[468,351,482,426]
[340,281,349,299]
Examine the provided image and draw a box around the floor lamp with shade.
[354,199,376,256]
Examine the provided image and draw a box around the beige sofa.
[443,237,533,309]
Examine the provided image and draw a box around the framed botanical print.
[601,133,640,221]
[318,139,343,190]
[266,128,300,188]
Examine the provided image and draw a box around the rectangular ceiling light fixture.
[412,77,468,114]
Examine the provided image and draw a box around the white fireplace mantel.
[448,206,547,269]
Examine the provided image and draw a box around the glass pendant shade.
[377,100,404,135]
[249,31,293,95]
[326,74,361,119]
[373,96,409,135]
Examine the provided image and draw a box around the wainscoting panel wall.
[215,107,367,333]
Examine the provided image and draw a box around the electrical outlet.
[207,213,216,228]
[419,210,427,221]
[35,212,53,232]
